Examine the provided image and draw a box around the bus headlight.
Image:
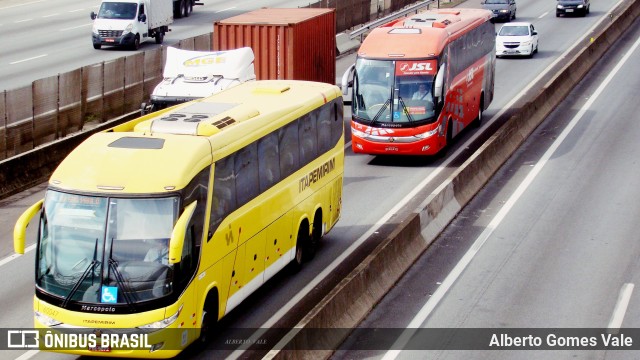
[351,127,369,139]
[35,311,62,327]
[138,305,182,330]
[414,128,438,139]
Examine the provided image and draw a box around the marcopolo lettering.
[299,158,336,192]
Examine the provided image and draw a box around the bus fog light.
[149,342,164,352]
[422,145,430,152]
[355,143,363,150]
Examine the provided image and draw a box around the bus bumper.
[350,133,443,156]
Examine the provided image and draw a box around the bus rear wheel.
[290,221,311,273]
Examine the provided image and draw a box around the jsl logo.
[401,62,433,72]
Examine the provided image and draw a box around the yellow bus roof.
[50,80,341,195]
[358,8,492,59]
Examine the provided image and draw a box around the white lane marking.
[0,0,45,11]
[14,18,33,23]
[0,244,36,267]
[68,8,85,13]
[608,283,634,329]
[9,54,47,64]
[382,14,640,360]
[42,13,59,18]
[15,350,39,360]
[60,23,93,31]
[539,11,549,18]
[215,6,236,13]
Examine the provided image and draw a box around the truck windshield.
[97,2,137,20]
[353,59,437,125]
[36,191,179,305]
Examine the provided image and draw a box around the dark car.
[556,0,590,17]
[481,0,517,22]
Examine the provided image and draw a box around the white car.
[496,22,539,58]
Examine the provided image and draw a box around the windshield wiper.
[62,238,99,308]
[107,238,137,311]
[372,98,392,124]
[397,96,414,123]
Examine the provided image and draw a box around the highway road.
[0,0,327,91]
[333,6,640,360]
[0,0,631,359]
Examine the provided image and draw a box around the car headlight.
[92,26,99,35]
[577,4,584,8]
[499,9,509,13]
[557,4,564,9]
[520,40,532,46]
[138,306,182,330]
[35,311,62,327]
[123,23,133,35]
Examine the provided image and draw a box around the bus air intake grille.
[212,117,236,129]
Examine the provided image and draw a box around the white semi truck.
[91,0,172,50]
[141,47,256,114]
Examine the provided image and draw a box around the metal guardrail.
[349,0,435,40]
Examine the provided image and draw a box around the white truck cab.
[142,47,256,114]
[91,0,172,50]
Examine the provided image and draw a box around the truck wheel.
[93,43,101,50]
[155,32,164,44]
[183,0,191,18]
[132,35,140,50]
[174,1,183,18]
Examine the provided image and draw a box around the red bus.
[342,8,495,156]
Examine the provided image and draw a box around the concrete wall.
[267,0,640,358]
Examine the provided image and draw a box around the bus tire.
[474,96,484,127]
[199,291,219,345]
[289,222,308,273]
[311,209,323,253]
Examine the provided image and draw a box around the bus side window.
[210,155,237,234]
[234,143,259,206]
[316,103,332,154]
[258,132,281,191]
[279,121,300,178]
[299,114,318,165]
[332,99,344,146]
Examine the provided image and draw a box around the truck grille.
[99,30,123,38]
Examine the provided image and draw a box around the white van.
[91,0,172,50]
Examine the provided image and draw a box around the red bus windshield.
[352,59,438,126]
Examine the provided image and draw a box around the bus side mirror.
[14,199,44,254]
[434,63,446,99]
[168,201,197,265]
[341,64,355,106]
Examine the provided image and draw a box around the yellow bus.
[13,80,344,358]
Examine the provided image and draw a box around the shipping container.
[213,8,336,85]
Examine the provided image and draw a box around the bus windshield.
[353,59,437,125]
[36,191,179,305]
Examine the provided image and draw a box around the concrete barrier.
[336,33,362,56]
[268,0,640,357]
